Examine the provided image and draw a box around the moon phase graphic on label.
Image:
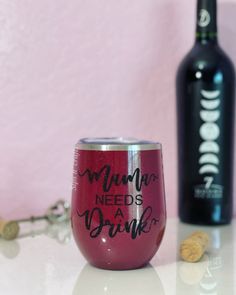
[201,90,220,99]
[199,141,220,153]
[200,123,220,141]
[198,9,211,27]
[199,164,219,175]
[199,89,221,177]
[201,99,220,110]
[200,110,220,122]
[199,153,219,165]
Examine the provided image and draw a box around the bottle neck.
[195,0,218,44]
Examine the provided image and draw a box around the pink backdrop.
[1,0,236,219]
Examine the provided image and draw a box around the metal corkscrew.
[0,200,70,240]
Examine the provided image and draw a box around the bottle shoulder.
[177,43,235,79]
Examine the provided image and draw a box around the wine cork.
[180,231,210,262]
[0,220,20,240]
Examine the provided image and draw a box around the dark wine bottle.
[176,0,235,225]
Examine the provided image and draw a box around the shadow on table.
[72,263,165,295]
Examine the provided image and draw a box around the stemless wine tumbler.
[71,138,166,270]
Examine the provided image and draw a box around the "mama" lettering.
[77,165,158,192]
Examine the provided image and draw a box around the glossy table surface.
[0,218,235,295]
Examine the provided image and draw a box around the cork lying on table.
[180,231,210,262]
[0,219,20,240]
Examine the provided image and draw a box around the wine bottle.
[176,0,235,225]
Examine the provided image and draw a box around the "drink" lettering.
[77,206,159,239]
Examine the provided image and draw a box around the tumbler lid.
[76,137,161,151]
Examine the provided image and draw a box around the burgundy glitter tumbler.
[71,138,166,270]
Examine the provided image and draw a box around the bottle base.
[178,202,233,226]
[179,215,232,226]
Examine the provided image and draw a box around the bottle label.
[196,0,217,38]
[193,88,224,199]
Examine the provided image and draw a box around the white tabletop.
[0,218,235,295]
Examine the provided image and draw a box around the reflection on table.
[0,221,71,259]
[176,222,234,294]
[73,263,165,295]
